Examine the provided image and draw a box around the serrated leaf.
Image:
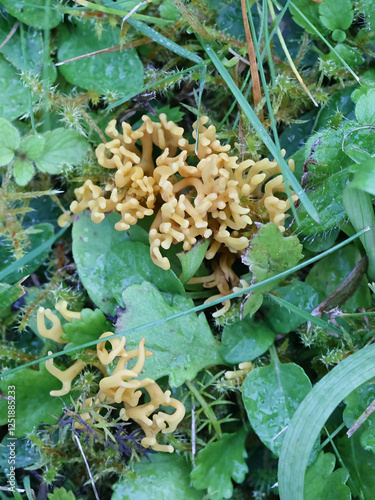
[112,454,201,500]
[0,0,62,29]
[191,429,248,500]
[106,241,185,305]
[20,134,45,161]
[61,308,113,353]
[177,239,210,284]
[304,451,350,500]
[13,158,35,186]
[72,211,148,314]
[116,281,224,387]
[243,224,303,290]
[220,316,275,364]
[35,128,88,174]
[319,0,353,31]
[242,360,311,456]
[262,282,319,334]
[306,244,371,312]
[296,169,350,234]
[355,88,375,126]
[0,223,54,284]
[0,365,72,436]
[0,117,20,166]
[47,488,76,500]
[57,22,143,96]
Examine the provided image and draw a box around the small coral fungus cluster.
[67,114,297,314]
[37,301,185,453]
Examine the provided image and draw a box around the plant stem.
[185,380,222,438]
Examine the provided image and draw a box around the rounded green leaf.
[13,158,35,186]
[0,117,20,166]
[0,0,62,29]
[319,0,353,31]
[304,452,350,500]
[262,282,319,334]
[243,360,312,456]
[112,454,201,500]
[57,22,143,96]
[355,88,375,126]
[220,316,275,363]
[106,241,185,305]
[0,56,30,122]
[72,211,148,314]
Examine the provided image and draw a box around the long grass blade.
[278,343,375,499]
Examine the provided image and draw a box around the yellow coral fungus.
[70,115,297,314]
[38,302,185,452]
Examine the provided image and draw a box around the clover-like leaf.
[304,451,350,500]
[191,429,248,500]
[35,128,88,174]
[13,159,35,186]
[242,359,311,455]
[116,281,224,387]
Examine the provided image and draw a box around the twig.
[0,20,19,51]
[241,0,263,120]
[74,433,100,500]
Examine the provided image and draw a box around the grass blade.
[278,343,375,499]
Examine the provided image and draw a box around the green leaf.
[112,454,201,500]
[302,228,340,253]
[106,241,184,305]
[278,344,375,500]
[343,382,375,453]
[13,158,35,186]
[306,244,371,311]
[243,225,303,291]
[0,436,40,470]
[116,281,224,387]
[0,117,20,166]
[20,134,45,161]
[319,0,353,31]
[304,452,350,500]
[290,0,328,35]
[72,211,148,314]
[220,316,275,364]
[0,223,54,284]
[47,488,76,500]
[355,88,375,125]
[57,22,143,96]
[262,282,319,334]
[0,0,62,29]
[159,0,180,21]
[0,16,56,81]
[323,43,365,71]
[337,427,375,500]
[342,127,375,164]
[0,281,25,311]
[35,128,88,174]
[0,365,71,436]
[61,308,113,353]
[296,169,350,234]
[242,359,312,456]
[177,239,210,284]
[191,429,248,500]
